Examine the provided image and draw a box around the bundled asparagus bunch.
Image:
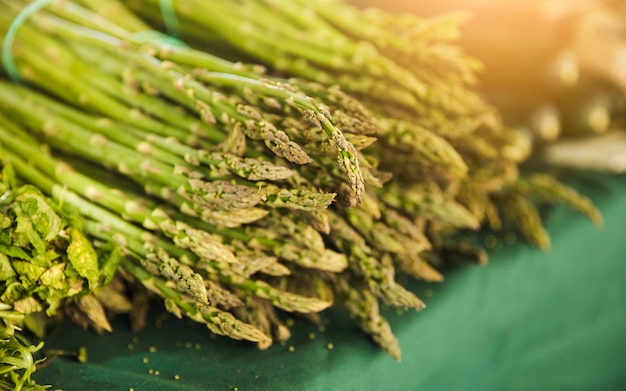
[0,0,362,348]
[0,0,600,363]
[0,0,405,358]
[126,0,601,248]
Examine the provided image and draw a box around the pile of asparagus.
[124,0,601,262]
[0,0,600,372]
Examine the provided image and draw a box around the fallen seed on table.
[485,234,499,248]
[504,231,517,244]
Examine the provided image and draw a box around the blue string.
[134,0,186,47]
[133,30,187,48]
[159,0,182,39]
[1,0,54,82]
[2,0,184,82]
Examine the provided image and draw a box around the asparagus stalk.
[120,258,272,346]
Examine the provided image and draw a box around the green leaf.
[12,297,43,315]
[0,254,15,280]
[41,248,62,265]
[66,228,100,289]
[0,324,50,390]
[0,244,31,261]
[39,263,66,291]
[10,191,64,259]
[11,261,46,286]
[0,282,25,304]
[0,230,11,247]
[30,252,54,269]
[22,312,48,339]
[8,221,33,250]
[0,165,16,190]
[12,209,45,254]
[63,264,86,297]
[97,242,123,287]
[0,214,10,231]
[17,189,63,241]
[43,287,67,317]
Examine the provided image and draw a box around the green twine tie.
[159,0,182,39]
[2,0,185,82]
[1,0,54,82]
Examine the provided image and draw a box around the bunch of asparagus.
[0,0,600,365]
[125,0,601,247]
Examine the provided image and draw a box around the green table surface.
[33,172,626,391]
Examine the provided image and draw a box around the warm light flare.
[354,0,626,151]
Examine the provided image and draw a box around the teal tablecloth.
[33,172,626,390]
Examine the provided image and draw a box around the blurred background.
[353,0,626,172]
